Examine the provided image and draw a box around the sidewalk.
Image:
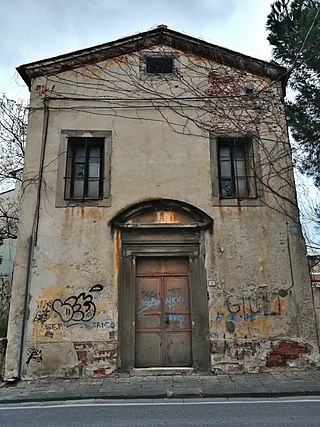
[1,370,320,404]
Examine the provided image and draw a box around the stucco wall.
[5,46,318,379]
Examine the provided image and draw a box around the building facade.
[0,179,21,335]
[5,27,319,379]
[0,179,21,378]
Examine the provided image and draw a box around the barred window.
[65,137,104,200]
[218,137,257,199]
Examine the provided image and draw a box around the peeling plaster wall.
[5,47,319,379]
[207,209,318,373]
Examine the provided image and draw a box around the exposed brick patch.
[311,273,320,282]
[210,340,217,354]
[266,341,310,368]
[93,356,107,362]
[93,368,105,378]
[73,341,93,350]
[107,349,117,362]
[267,354,286,368]
[98,349,110,355]
[206,70,244,96]
[75,350,88,365]
[73,340,118,378]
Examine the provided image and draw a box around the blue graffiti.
[166,295,184,312]
[168,314,185,328]
[216,312,225,321]
[137,297,160,315]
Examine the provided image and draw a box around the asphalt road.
[1,397,320,426]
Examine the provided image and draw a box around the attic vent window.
[146,56,174,74]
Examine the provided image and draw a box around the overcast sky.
[1,0,273,99]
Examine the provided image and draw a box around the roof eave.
[16,27,289,92]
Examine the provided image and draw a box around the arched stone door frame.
[111,199,213,373]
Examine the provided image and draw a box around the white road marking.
[0,398,320,410]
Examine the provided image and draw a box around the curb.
[1,389,320,405]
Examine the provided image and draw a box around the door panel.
[163,258,189,274]
[165,332,192,366]
[136,277,161,316]
[136,258,162,276]
[135,257,192,368]
[135,333,162,367]
[164,276,190,314]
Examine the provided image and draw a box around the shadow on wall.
[0,276,11,334]
[0,338,7,380]
[0,276,12,380]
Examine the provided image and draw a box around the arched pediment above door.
[111,199,213,231]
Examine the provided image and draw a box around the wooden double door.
[135,257,192,367]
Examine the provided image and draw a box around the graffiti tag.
[33,307,51,324]
[166,295,184,312]
[26,347,43,365]
[52,284,103,323]
[215,289,286,323]
[168,314,185,328]
[137,298,160,314]
[92,320,115,329]
[137,290,161,315]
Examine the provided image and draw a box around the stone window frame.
[56,130,112,207]
[210,132,264,207]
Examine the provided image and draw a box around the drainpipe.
[16,235,33,380]
[33,99,50,246]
